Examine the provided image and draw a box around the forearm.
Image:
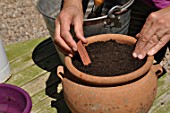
[63,0,83,10]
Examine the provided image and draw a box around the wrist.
[64,0,82,8]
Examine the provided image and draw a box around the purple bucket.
[0,84,32,113]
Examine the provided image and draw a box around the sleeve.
[152,0,170,9]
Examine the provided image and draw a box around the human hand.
[54,0,87,57]
[133,6,170,59]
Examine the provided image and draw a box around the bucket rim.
[37,0,134,22]
[37,0,108,22]
[36,0,56,20]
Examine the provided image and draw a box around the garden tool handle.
[94,0,105,6]
[57,66,64,80]
[87,0,105,18]
[108,0,134,18]
[151,64,163,78]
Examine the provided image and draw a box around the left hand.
[133,6,170,59]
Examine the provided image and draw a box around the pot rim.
[0,83,32,112]
[65,34,154,85]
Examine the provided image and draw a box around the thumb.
[136,33,140,39]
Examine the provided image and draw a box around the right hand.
[132,6,170,59]
[54,0,87,57]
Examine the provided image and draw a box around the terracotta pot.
[57,34,163,113]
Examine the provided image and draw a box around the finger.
[137,13,159,50]
[140,15,153,36]
[57,47,73,57]
[57,46,67,55]
[138,34,159,59]
[55,36,74,55]
[140,12,159,35]
[140,12,169,44]
[133,35,147,58]
[135,33,140,39]
[59,16,78,52]
[148,34,170,55]
[133,13,160,58]
[54,19,74,55]
[73,16,88,44]
[136,24,159,53]
[141,21,159,39]
[156,28,170,38]
[134,31,154,57]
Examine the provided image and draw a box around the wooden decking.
[4,37,170,113]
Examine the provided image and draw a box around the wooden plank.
[30,83,63,113]
[149,73,170,113]
[4,37,62,113]
[33,52,61,71]
[37,106,57,113]
[156,73,170,99]
[7,38,57,74]
[31,97,55,113]
[20,72,50,97]
[5,37,47,61]
[32,38,62,71]
[149,91,170,113]
[5,65,47,87]
[152,91,170,113]
[9,53,34,74]
[31,89,49,106]
[4,37,170,113]
[31,83,63,106]
[32,38,57,62]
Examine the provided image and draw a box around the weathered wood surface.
[5,37,60,113]
[4,37,170,113]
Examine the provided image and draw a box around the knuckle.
[158,40,166,45]
[58,14,64,21]
[135,42,143,50]
[141,35,149,42]
[54,37,59,44]
[60,31,67,38]
[75,29,83,37]
[148,12,158,21]
[58,12,69,21]
[148,38,157,44]
[157,19,165,24]
[162,22,170,29]
[58,13,64,20]
[135,47,141,53]
[164,24,170,28]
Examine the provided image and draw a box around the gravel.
[0,0,169,75]
[0,0,49,45]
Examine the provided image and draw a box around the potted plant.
[57,34,163,113]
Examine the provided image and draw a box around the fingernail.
[84,39,88,43]
[81,38,88,43]
[133,52,137,58]
[72,47,77,51]
[138,54,144,59]
[148,49,154,55]
[68,54,73,57]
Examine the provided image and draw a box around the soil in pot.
[72,40,146,77]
